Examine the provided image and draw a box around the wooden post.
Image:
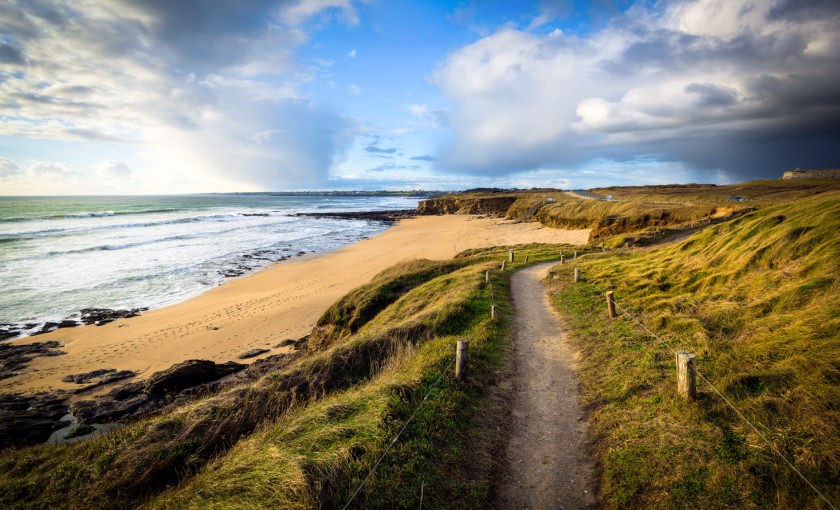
[501,260,506,271]
[491,304,497,320]
[676,351,697,400]
[606,291,617,318]
[485,270,490,284]
[509,250,514,262]
[560,253,564,264]
[574,251,577,259]
[524,255,529,263]
[455,339,469,379]
[574,267,580,282]
[602,244,605,253]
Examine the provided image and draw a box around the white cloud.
[348,83,361,95]
[26,161,78,180]
[92,161,132,179]
[348,48,357,58]
[0,158,19,178]
[433,0,840,180]
[0,0,365,192]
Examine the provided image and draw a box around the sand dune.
[4,215,589,395]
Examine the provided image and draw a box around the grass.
[0,243,578,509]
[548,191,840,508]
[590,178,840,205]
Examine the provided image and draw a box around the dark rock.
[273,338,298,348]
[144,359,244,398]
[0,329,18,340]
[64,423,95,439]
[0,341,66,379]
[0,392,70,450]
[70,360,244,425]
[31,322,59,335]
[71,393,150,425]
[57,320,78,329]
[238,348,269,359]
[293,209,416,224]
[244,354,289,380]
[62,368,136,387]
[79,308,144,326]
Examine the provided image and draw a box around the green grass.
[0,244,579,509]
[548,191,840,509]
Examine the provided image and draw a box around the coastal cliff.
[417,195,518,215]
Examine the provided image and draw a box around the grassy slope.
[0,245,575,509]
[590,178,840,204]
[548,191,840,508]
[506,197,740,239]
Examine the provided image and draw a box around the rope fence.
[344,265,500,508]
[579,269,837,510]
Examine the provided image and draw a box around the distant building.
[729,196,747,201]
[781,168,840,180]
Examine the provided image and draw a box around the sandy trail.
[4,215,589,395]
[495,261,597,509]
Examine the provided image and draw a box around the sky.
[0,0,839,194]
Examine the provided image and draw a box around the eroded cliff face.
[416,196,518,216]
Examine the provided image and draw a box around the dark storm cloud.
[112,0,293,69]
[434,0,840,182]
[684,83,737,107]
[767,0,840,21]
[0,42,24,64]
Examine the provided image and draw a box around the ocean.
[0,194,421,338]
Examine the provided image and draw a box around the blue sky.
[1,0,838,194]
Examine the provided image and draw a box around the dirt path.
[495,261,598,509]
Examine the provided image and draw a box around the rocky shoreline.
[0,335,311,450]
[293,208,416,223]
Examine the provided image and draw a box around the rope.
[342,355,457,509]
[583,274,837,509]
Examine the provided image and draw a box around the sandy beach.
[4,215,589,395]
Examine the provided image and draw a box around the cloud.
[348,83,361,95]
[433,0,840,181]
[410,154,436,161]
[368,163,422,172]
[0,0,365,191]
[92,161,132,179]
[26,161,78,180]
[363,140,399,154]
[0,41,25,64]
[0,158,19,178]
[348,48,357,57]
[407,103,445,127]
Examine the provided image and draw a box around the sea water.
[0,194,420,336]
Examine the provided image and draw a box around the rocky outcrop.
[62,368,136,386]
[71,359,245,425]
[144,359,244,398]
[0,392,71,450]
[416,196,518,216]
[294,209,416,223]
[79,308,147,326]
[0,341,66,379]
[238,348,269,359]
[781,168,840,180]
